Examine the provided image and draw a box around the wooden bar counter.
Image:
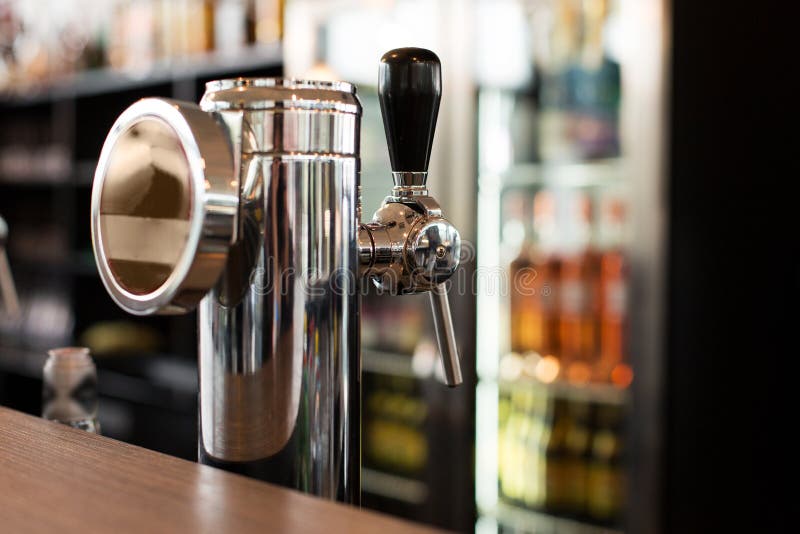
[0,407,439,533]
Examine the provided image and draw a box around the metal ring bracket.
[91,98,238,315]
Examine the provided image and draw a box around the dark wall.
[666,1,792,532]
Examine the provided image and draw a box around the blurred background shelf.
[0,345,48,379]
[497,377,628,407]
[7,253,98,277]
[484,502,623,534]
[362,467,430,505]
[363,348,417,379]
[0,161,116,188]
[362,346,452,384]
[0,43,282,107]
[491,159,625,191]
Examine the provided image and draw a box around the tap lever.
[429,283,462,387]
[372,47,462,388]
[378,47,442,177]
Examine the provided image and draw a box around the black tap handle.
[378,48,441,173]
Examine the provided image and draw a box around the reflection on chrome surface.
[99,118,191,295]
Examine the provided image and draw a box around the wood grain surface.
[0,407,441,533]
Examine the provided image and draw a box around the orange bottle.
[597,198,628,383]
[508,194,538,354]
[532,191,561,358]
[509,191,560,356]
[558,193,600,383]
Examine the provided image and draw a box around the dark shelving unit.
[0,44,283,460]
[0,44,282,106]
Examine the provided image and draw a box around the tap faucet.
[359,48,462,386]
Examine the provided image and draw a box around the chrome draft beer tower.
[90,48,461,504]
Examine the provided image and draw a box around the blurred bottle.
[533,192,562,358]
[559,193,600,383]
[508,195,537,354]
[0,4,20,89]
[521,389,537,506]
[587,402,625,525]
[215,0,247,56]
[360,296,380,348]
[79,320,162,355]
[509,74,541,165]
[537,0,620,162]
[192,0,216,54]
[363,374,428,478]
[108,0,156,72]
[509,191,560,356]
[597,197,628,382]
[81,3,112,71]
[254,0,282,44]
[542,395,569,515]
[514,389,535,507]
[303,24,337,82]
[563,397,593,519]
[567,0,621,159]
[497,385,512,500]
[499,388,527,503]
[521,386,547,510]
[42,347,101,434]
[537,0,582,162]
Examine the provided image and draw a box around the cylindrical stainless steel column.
[197,80,362,503]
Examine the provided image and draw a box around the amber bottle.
[509,191,560,356]
[597,198,628,382]
[558,193,600,382]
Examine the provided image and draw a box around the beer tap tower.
[90,48,461,504]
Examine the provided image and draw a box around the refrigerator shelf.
[482,501,623,534]
[481,159,625,191]
[362,348,416,379]
[361,467,429,505]
[496,376,629,407]
[362,348,444,382]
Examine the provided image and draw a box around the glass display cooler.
[474,0,666,533]
[283,0,668,532]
